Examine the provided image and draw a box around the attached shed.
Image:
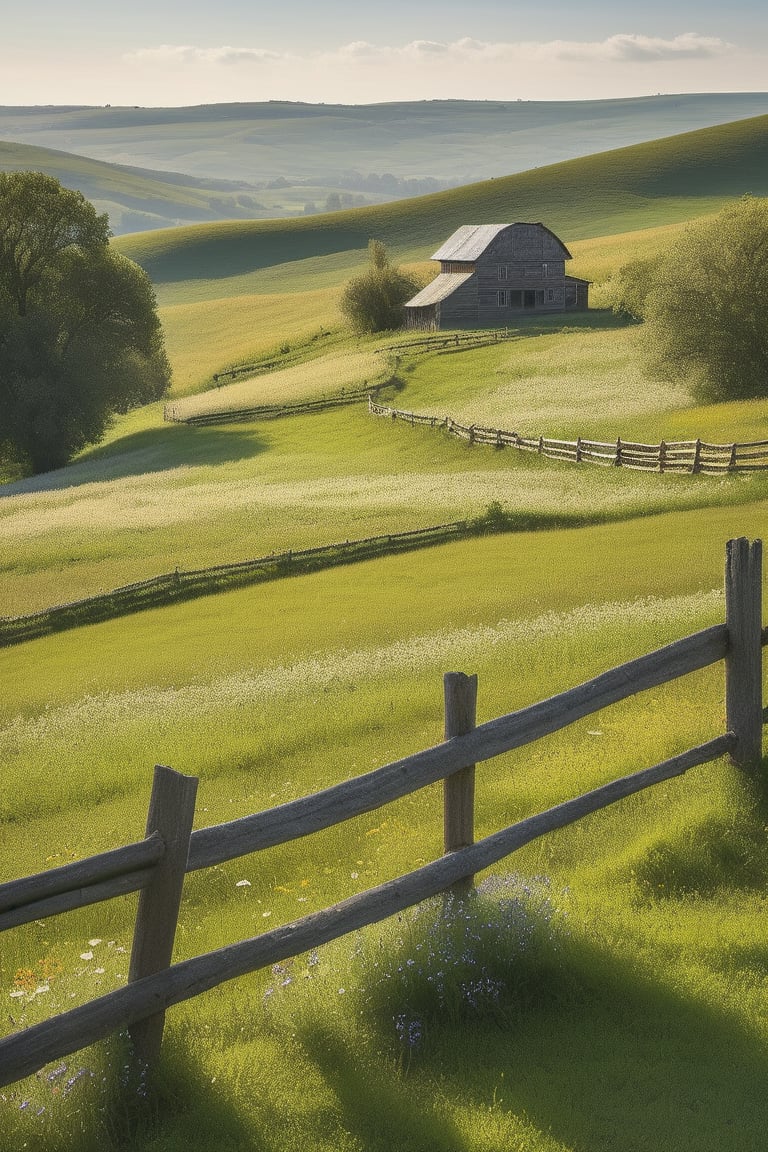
[404,222,589,330]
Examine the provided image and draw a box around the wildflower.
[235,879,251,888]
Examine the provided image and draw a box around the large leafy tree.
[339,239,421,333]
[0,172,170,474]
[612,196,768,402]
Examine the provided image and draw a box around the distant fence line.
[369,398,768,475]
[0,522,473,648]
[176,330,511,427]
[164,385,379,426]
[0,538,763,1089]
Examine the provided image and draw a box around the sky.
[2,0,767,106]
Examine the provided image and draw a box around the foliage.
[0,172,170,473]
[339,240,421,333]
[615,197,768,402]
[608,255,663,320]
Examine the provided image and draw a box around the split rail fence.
[164,385,380,427]
[0,538,764,1089]
[0,522,469,648]
[370,399,768,475]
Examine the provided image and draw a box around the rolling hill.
[115,114,768,306]
[3,94,768,185]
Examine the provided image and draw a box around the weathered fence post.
[128,765,198,1067]
[659,441,667,472]
[692,438,702,473]
[615,437,622,467]
[725,538,763,766]
[575,437,582,463]
[443,672,478,896]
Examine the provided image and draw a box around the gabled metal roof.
[404,271,475,308]
[431,225,509,262]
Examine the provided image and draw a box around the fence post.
[443,672,478,896]
[575,437,582,463]
[692,438,702,473]
[128,765,198,1067]
[725,538,763,766]
[659,441,667,472]
[615,437,622,467]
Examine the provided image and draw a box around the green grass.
[1,511,767,1150]
[3,118,768,1151]
[391,314,768,443]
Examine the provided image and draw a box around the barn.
[404,222,589,330]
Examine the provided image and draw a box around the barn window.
[536,290,545,305]
[498,265,508,280]
[508,290,523,307]
[497,290,507,306]
[547,289,555,302]
[543,263,549,277]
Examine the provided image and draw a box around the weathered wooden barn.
[404,222,589,330]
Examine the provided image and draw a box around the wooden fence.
[370,399,768,475]
[0,538,764,1088]
[0,522,470,648]
[164,385,380,427]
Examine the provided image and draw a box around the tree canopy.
[339,240,420,333]
[611,196,768,402]
[0,172,170,474]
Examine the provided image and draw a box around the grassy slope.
[110,114,768,397]
[1,510,767,1151]
[116,114,768,306]
[2,118,768,1151]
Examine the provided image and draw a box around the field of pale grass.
[171,349,390,417]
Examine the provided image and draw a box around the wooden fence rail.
[370,399,768,475]
[0,521,469,648]
[0,538,763,1088]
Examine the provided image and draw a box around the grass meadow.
[2,116,768,1151]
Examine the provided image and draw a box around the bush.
[615,197,768,401]
[340,240,421,334]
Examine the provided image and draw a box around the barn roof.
[405,271,475,308]
[432,222,572,262]
[431,225,508,262]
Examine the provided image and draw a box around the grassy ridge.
[116,115,768,304]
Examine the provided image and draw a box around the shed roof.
[405,271,475,308]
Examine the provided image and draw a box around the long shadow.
[299,1024,469,1152]
[0,424,270,497]
[407,932,768,1152]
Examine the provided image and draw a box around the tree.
[0,172,171,474]
[613,197,768,402]
[339,240,421,334]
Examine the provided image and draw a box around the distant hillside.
[115,115,768,304]
[3,93,768,187]
[0,141,394,234]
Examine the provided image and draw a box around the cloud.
[540,33,733,63]
[127,44,283,66]
[128,32,733,73]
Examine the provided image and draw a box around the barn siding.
[407,223,589,330]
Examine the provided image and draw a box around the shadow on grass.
[0,424,269,497]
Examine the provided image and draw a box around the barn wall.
[438,275,479,328]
